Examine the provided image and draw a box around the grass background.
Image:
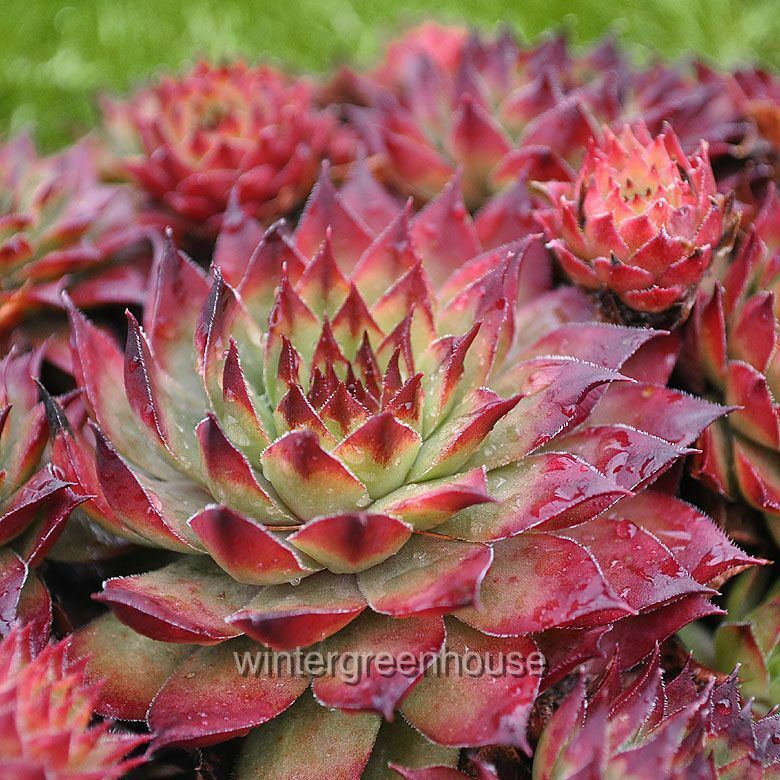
[2,0,779,150]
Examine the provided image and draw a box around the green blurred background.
[2,0,779,150]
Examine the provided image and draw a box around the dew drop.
[615,520,637,540]
[714,698,732,716]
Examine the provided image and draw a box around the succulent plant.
[733,67,780,163]
[536,123,737,327]
[103,61,356,238]
[0,136,149,361]
[0,19,776,780]
[338,24,614,206]
[617,62,750,165]
[0,624,146,778]
[710,569,780,712]
[50,173,756,776]
[531,651,780,779]
[687,185,780,540]
[0,349,85,649]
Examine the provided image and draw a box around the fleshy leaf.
[313,611,445,718]
[289,512,412,573]
[149,636,310,749]
[554,424,691,491]
[402,618,541,751]
[261,430,370,520]
[294,168,373,269]
[586,382,727,446]
[370,467,492,531]
[333,413,422,499]
[228,571,367,650]
[605,492,759,585]
[68,612,194,720]
[363,717,459,779]
[235,690,381,779]
[479,358,629,469]
[565,516,713,612]
[458,533,632,635]
[441,453,627,541]
[189,505,318,585]
[196,413,293,524]
[358,534,492,616]
[95,556,258,644]
[93,425,200,552]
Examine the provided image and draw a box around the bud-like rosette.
[532,652,780,779]
[0,350,85,646]
[0,136,149,343]
[537,123,736,327]
[340,25,612,206]
[61,173,750,772]
[0,626,146,778]
[687,185,780,538]
[104,61,356,237]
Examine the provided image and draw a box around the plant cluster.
[0,21,778,780]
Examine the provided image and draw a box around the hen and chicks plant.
[0,18,777,780]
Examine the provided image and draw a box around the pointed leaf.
[261,430,370,520]
[411,175,481,284]
[290,513,412,574]
[313,611,445,718]
[68,613,194,720]
[565,516,712,612]
[554,424,691,491]
[358,534,492,616]
[353,202,420,304]
[458,533,632,635]
[144,231,210,383]
[149,636,310,749]
[586,383,726,445]
[238,219,306,316]
[441,453,627,541]
[93,425,201,551]
[333,413,421,499]
[228,571,367,650]
[371,467,492,531]
[294,169,373,269]
[235,690,381,779]
[605,492,759,585]
[189,505,318,585]
[95,557,258,644]
[480,358,629,469]
[68,304,173,477]
[402,619,541,751]
[196,414,292,524]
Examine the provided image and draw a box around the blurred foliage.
[1,0,779,150]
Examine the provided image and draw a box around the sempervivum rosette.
[338,24,615,206]
[0,136,149,359]
[537,123,737,327]
[725,67,780,202]
[530,652,780,780]
[0,349,85,649]
[0,625,146,778]
[734,68,780,161]
[687,185,780,540]
[709,570,780,712]
[104,61,356,238]
[617,62,748,160]
[59,176,750,776]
